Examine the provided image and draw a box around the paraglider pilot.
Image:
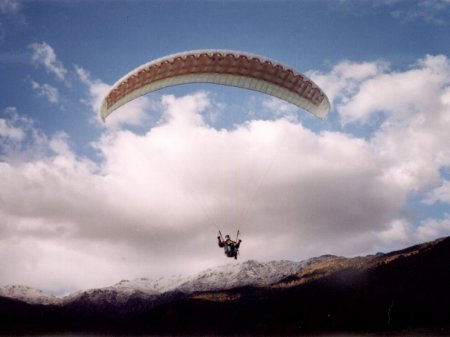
[218,234,242,259]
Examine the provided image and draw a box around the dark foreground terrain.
[1,236,450,335]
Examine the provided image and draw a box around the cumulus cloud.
[314,55,450,199]
[338,55,450,124]
[322,54,450,247]
[0,107,50,162]
[75,65,153,128]
[29,42,68,82]
[0,108,25,141]
[308,60,387,106]
[0,98,384,290]
[262,97,299,122]
[424,180,450,205]
[377,215,450,252]
[416,215,450,241]
[2,54,450,293]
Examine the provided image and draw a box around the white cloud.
[2,54,450,292]
[308,60,387,107]
[262,96,299,122]
[377,215,450,251]
[31,80,60,103]
[313,55,450,201]
[416,215,450,241]
[29,42,68,82]
[0,108,25,141]
[338,55,450,124]
[424,180,450,205]
[0,94,416,291]
[75,65,152,128]
[378,219,412,246]
[367,57,450,195]
[0,107,54,163]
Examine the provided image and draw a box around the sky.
[1,0,450,296]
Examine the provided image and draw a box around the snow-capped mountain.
[1,237,449,335]
[63,282,160,305]
[65,256,337,305]
[176,258,333,293]
[0,257,334,306]
[0,285,62,305]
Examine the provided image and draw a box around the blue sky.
[1,0,450,295]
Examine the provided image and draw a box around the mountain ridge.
[1,236,449,335]
[0,256,335,305]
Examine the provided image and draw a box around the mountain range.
[1,236,450,335]
[0,257,332,306]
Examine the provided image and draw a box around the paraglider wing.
[100,50,331,121]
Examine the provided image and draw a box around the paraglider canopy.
[100,50,330,121]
